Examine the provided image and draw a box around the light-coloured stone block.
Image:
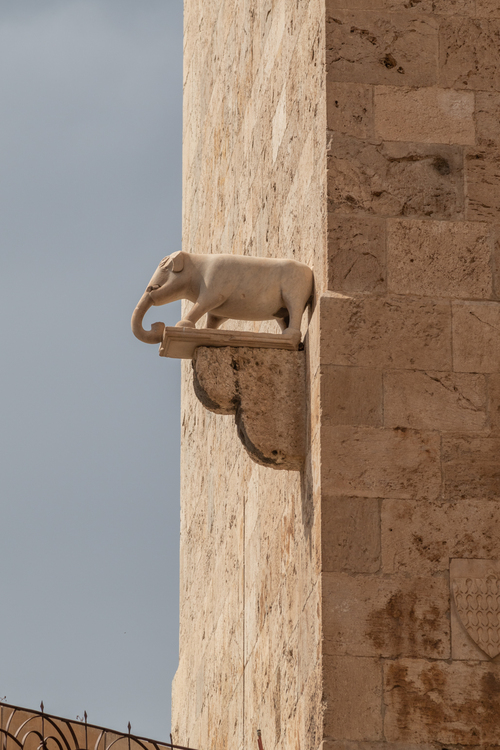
[327,214,386,293]
[381,498,500,575]
[328,134,464,219]
[326,11,438,87]
[387,219,493,298]
[324,656,383,741]
[453,301,500,373]
[384,370,488,432]
[320,293,452,371]
[323,573,449,658]
[384,659,500,744]
[322,496,381,573]
[321,425,441,500]
[375,86,475,145]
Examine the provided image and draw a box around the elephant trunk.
[131,291,165,344]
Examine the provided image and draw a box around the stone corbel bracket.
[192,346,306,471]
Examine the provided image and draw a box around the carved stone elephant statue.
[131,251,314,345]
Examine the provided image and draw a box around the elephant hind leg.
[206,313,228,329]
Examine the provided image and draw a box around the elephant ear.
[170,251,184,272]
[160,251,184,273]
[158,250,184,273]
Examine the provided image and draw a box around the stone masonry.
[172,1,500,749]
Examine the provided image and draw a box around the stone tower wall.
[172,2,326,750]
[173,0,500,748]
[323,2,500,745]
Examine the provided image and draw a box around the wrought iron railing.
[0,703,196,750]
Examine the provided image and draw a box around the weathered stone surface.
[324,656,383,741]
[322,743,436,750]
[442,435,500,500]
[328,133,464,219]
[320,293,452,371]
[320,365,383,427]
[178,1,500,748]
[477,0,500,17]
[439,17,500,91]
[327,0,474,10]
[322,496,381,573]
[327,214,386,293]
[381,498,500,575]
[384,370,488,432]
[326,11,438,87]
[466,148,500,223]
[321,425,441,500]
[476,92,500,148]
[487,373,500,432]
[453,301,500,373]
[375,86,475,145]
[323,573,449,658]
[384,659,500,744]
[387,218,493,298]
[327,81,373,139]
[193,346,306,470]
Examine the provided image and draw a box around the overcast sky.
[0,0,183,740]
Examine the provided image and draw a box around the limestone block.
[327,81,373,139]
[192,346,306,470]
[453,301,500,372]
[384,659,500,744]
[323,572,449,658]
[321,366,383,427]
[327,214,386,293]
[384,370,488,432]
[327,0,474,10]
[322,743,435,750]
[320,293,452,371]
[375,86,475,145]
[327,134,464,219]
[466,148,500,223]
[387,218,493,298]
[322,496,381,573]
[326,11,438,87]
[381,498,500,575]
[477,0,500,17]
[439,17,500,91]
[324,656,383,741]
[442,435,500,500]
[487,373,500,432]
[476,92,500,148]
[321,425,441,500]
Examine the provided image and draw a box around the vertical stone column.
[173,2,326,750]
[322,1,500,746]
[173,1,500,749]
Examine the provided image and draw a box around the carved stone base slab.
[192,346,305,470]
[159,326,299,359]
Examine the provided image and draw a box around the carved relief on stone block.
[451,558,500,660]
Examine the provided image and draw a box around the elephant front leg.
[175,297,227,329]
